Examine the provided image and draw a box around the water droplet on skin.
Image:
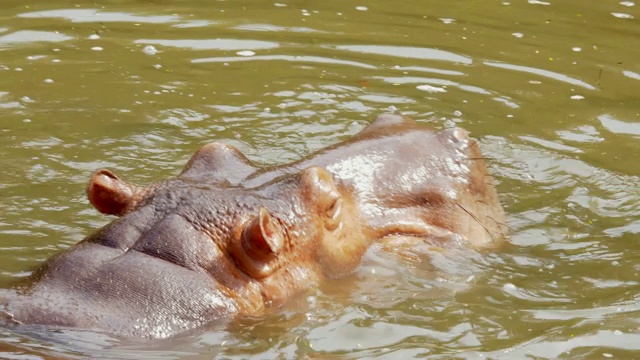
[450,128,469,143]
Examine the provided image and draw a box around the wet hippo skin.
[1,114,507,338]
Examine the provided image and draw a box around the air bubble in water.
[143,45,158,56]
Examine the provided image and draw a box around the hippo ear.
[299,166,343,231]
[180,142,256,182]
[87,169,138,216]
[242,207,285,260]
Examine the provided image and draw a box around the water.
[1,0,639,358]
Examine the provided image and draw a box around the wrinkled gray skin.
[1,114,507,338]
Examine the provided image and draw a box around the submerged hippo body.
[1,114,507,338]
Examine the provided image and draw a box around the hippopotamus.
[1,114,506,338]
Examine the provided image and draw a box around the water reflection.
[336,45,473,64]
[598,114,640,136]
[484,61,596,90]
[135,39,279,51]
[234,23,321,33]
[192,54,377,69]
[0,31,73,46]
[623,70,640,81]
[19,9,181,24]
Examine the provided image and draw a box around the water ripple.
[484,61,597,90]
[0,31,73,47]
[598,114,640,136]
[336,45,473,64]
[135,39,279,51]
[19,9,181,24]
[192,54,377,69]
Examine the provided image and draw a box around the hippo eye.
[324,198,342,231]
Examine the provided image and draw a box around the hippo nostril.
[241,208,283,260]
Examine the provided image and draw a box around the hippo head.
[81,142,358,321]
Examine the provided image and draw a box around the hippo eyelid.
[324,198,342,231]
[326,198,341,219]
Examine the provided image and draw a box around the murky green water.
[1,0,639,358]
